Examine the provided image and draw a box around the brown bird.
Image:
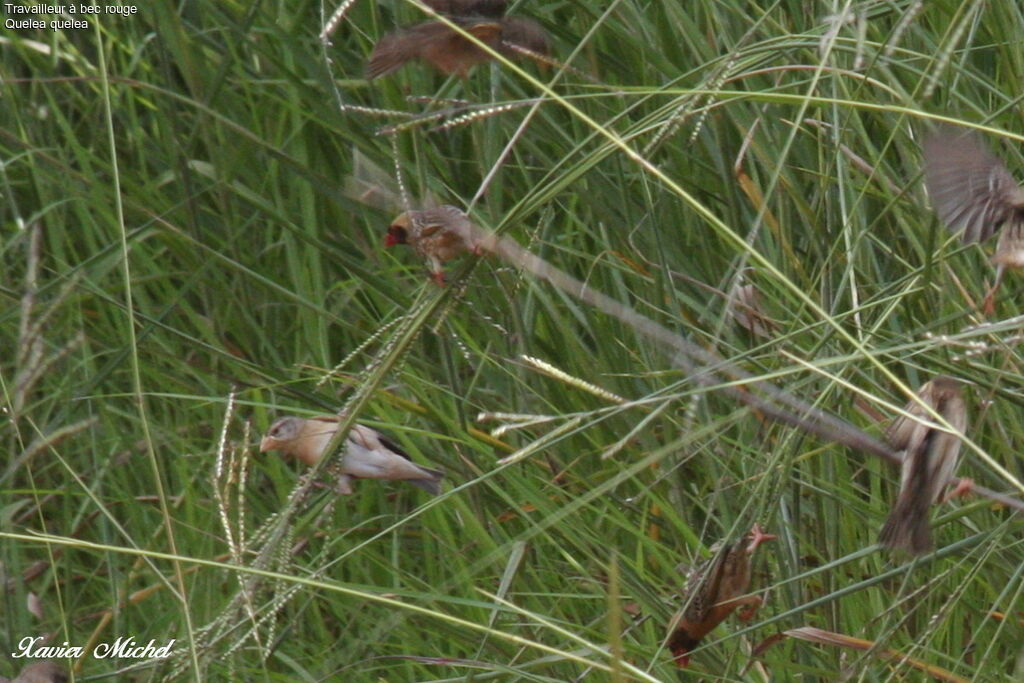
[386,205,495,285]
[878,376,969,555]
[922,126,1024,313]
[667,524,776,668]
[259,416,445,495]
[0,661,68,683]
[730,283,776,339]
[366,16,549,79]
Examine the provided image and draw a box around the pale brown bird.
[878,376,969,555]
[386,205,495,285]
[0,661,68,683]
[730,284,776,339]
[667,524,776,668]
[366,16,549,79]
[259,416,444,495]
[922,127,1024,313]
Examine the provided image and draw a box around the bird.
[667,524,776,668]
[731,283,775,338]
[922,126,1024,313]
[386,205,495,285]
[878,376,969,555]
[0,661,68,683]
[259,416,445,495]
[366,16,549,79]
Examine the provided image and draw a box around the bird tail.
[878,489,933,555]
[407,467,445,495]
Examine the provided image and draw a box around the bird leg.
[735,595,765,622]
[429,257,446,286]
[982,264,1006,316]
[942,477,975,504]
[746,523,778,554]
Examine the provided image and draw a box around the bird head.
[260,417,302,454]
[386,214,411,247]
[668,630,699,668]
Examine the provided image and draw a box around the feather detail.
[879,377,967,555]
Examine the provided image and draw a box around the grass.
[4,0,1024,680]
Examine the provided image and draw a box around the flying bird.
[367,16,549,79]
[922,126,1024,313]
[878,376,969,555]
[259,416,445,495]
[667,524,776,668]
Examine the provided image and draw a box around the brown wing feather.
[923,127,1024,244]
[367,23,455,79]
[499,17,550,56]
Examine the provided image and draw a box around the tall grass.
[3,0,1024,679]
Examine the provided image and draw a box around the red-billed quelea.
[386,205,495,285]
[667,524,776,668]
[878,376,969,555]
[923,127,1024,313]
[259,416,444,495]
[366,16,549,79]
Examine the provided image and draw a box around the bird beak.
[259,437,274,453]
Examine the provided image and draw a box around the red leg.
[736,595,765,622]
[982,266,1005,316]
[942,477,974,504]
[746,523,778,553]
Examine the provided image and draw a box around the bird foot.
[430,270,447,287]
[942,477,974,504]
[746,523,778,553]
[737,596,765,622]
[982,290,997,316]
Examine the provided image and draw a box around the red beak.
[384,233,399,247]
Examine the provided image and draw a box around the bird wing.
[923,128,1021,243]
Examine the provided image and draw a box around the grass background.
[4,0,1024,680]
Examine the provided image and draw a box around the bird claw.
[982,290,997,316]
[942,477,975,503]
[746,523,777,553]
[737,596,764,621]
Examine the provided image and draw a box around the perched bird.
[366,16,549,79]
[878,376,969,555]
[386,205,495,285]
[259,416,445,495]
[730,283,776,339]
[667,524,776,668]
[922,126,1024,313]
[0,661,68,683]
